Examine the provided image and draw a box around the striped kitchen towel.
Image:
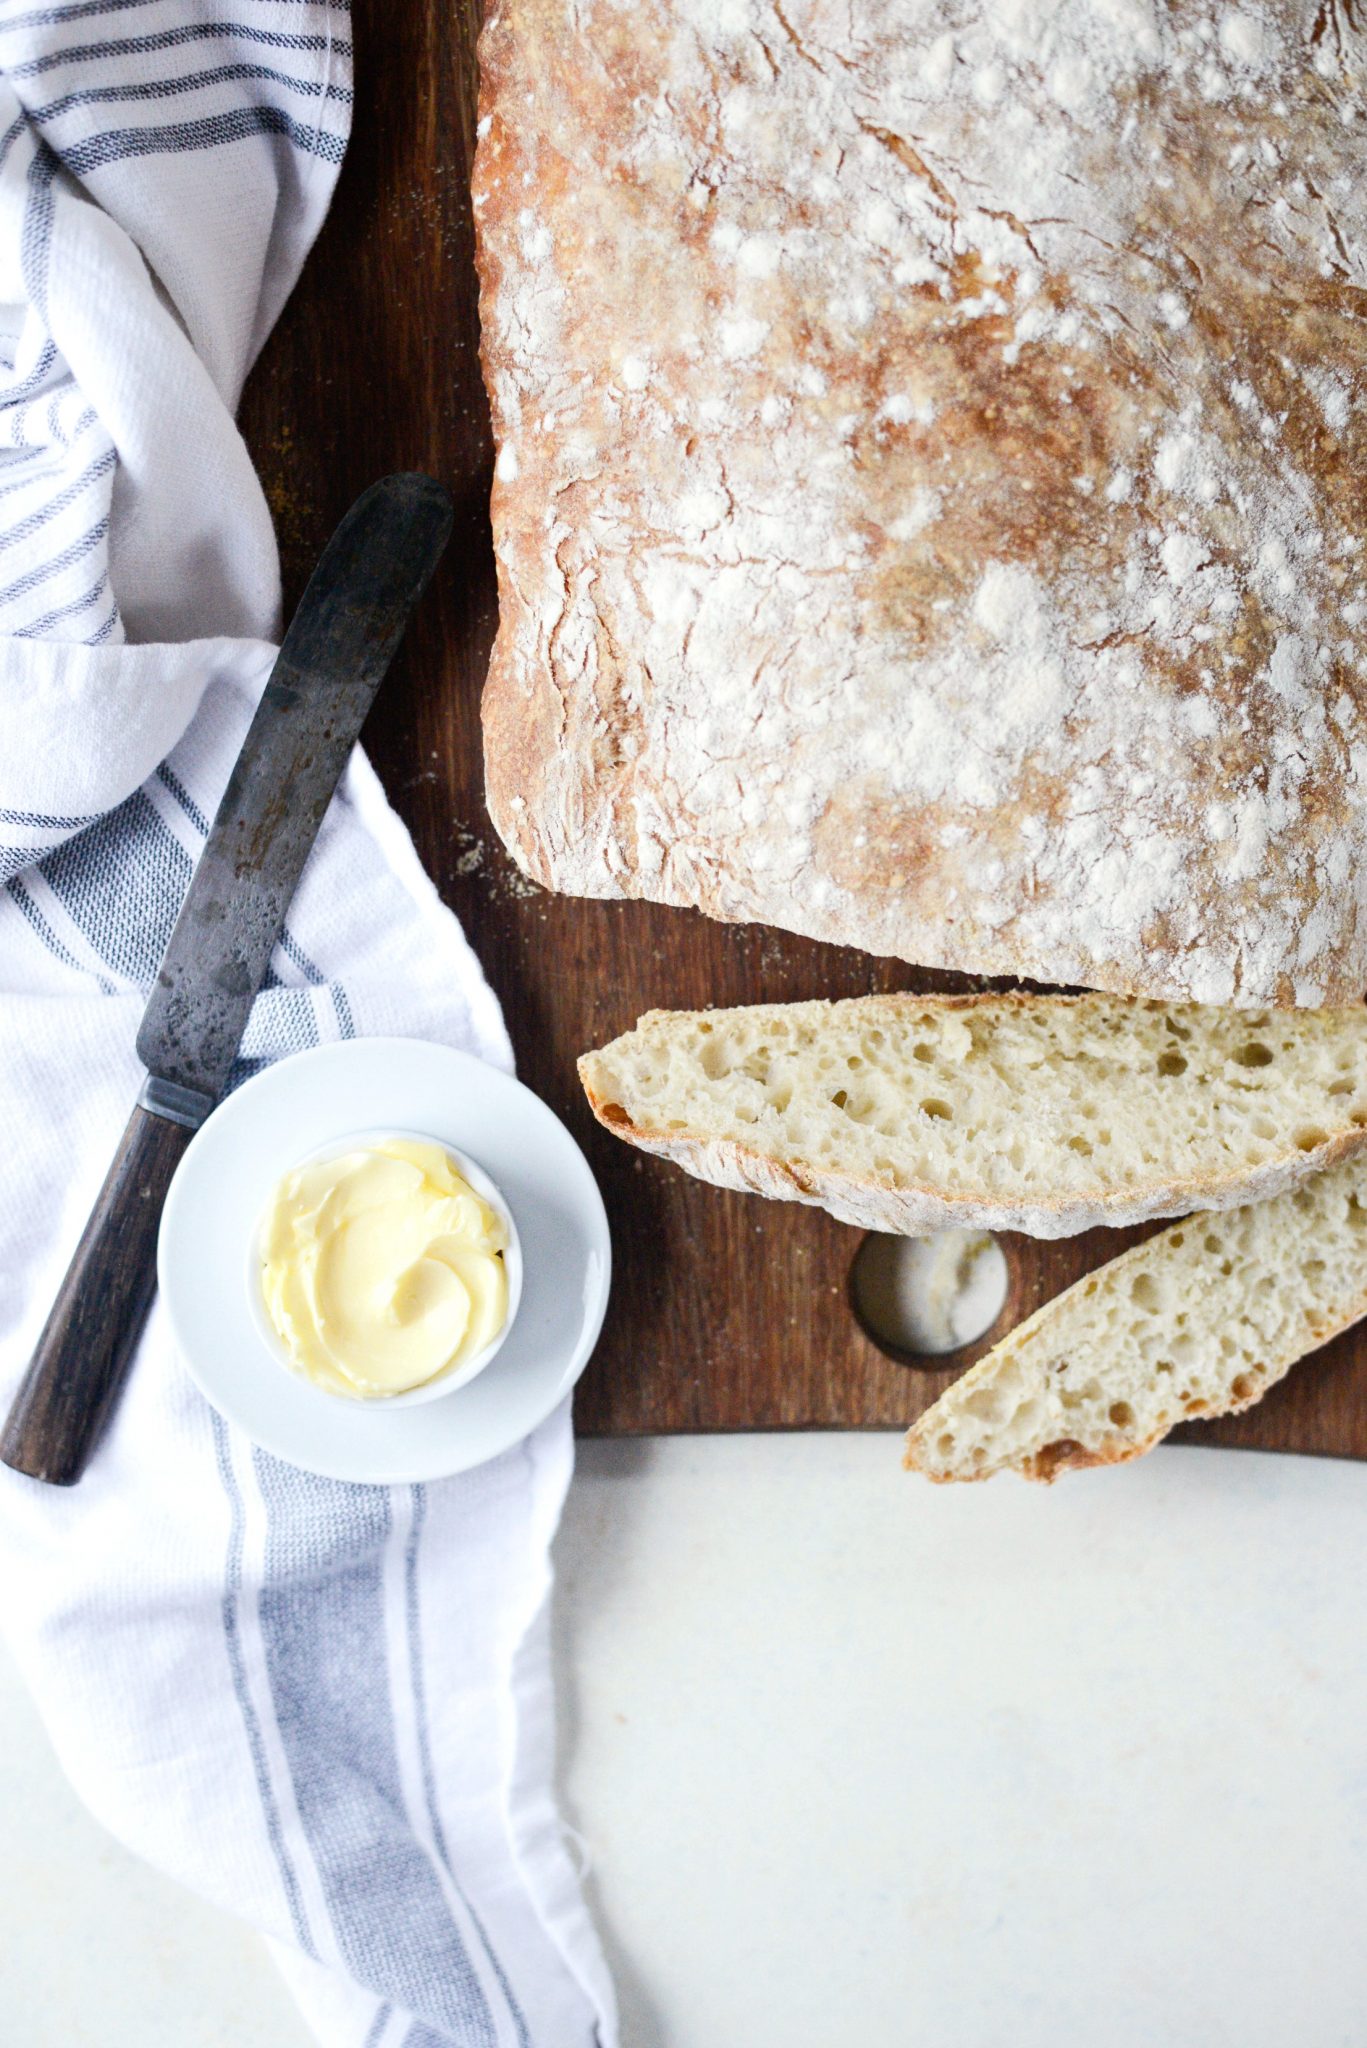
[0,7,614,2046]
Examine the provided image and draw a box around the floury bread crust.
[474,1,1367,1007]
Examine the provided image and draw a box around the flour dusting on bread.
[475,0,1367,1004]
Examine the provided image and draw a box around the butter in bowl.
[253,1135,523,1407]
[157,1036,610,1484]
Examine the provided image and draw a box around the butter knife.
[1,472,453,1486]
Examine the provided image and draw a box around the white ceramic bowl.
[244,1128,525,1408]
[159,1038,612,1482]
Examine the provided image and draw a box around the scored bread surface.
[579,994,1367,1238]
[474,0,1367,1007]
[903,1151,1367,1481]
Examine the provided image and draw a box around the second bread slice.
[579,995,1367,1239]
[903,1152,1367,1482]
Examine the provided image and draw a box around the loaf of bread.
[474,1,1367,1007]
[579,994,1367,1237]
[903,1151,1367,1481]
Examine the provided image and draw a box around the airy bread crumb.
[579,994,1367,1238]
[903,1153,1367,1482]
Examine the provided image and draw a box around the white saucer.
[158,1038,612,1482]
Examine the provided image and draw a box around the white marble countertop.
[5,1434,1367,2046]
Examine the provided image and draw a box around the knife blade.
[1,472,453,1485]
[138,471,453,1114]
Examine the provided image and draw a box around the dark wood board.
[236,0,1367,1459]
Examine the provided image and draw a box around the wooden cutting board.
[236,0,1367,1460]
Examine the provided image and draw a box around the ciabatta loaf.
[903,1153,1367,1482]
[578,995,1367,1238]
[475,0,1367,1007]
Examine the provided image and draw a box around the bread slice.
[903,1152,1367,1482]
[578,994,1367,1239]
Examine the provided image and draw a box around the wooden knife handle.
[1,1105,194,1486]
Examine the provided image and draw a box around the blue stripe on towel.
[18,155,57,322]
[5,872,116,989]
[37,785,189,984]
[251,1454,501,2045]
[0,0,196,30]
[0,842,49,881]
[155,760,209,835]
[84,593,118,640]
[236,984,324,1067]
[0,439,98,499]
[0,512,107,606]
[0,0,351,31]
[273,927,355,1042]
[0,109,29,170]
[13,570,113,637]
[0,446,114,553]
[363,2005,394,2048]
[6,23,354,80]
[210,1412,318,1956]
[0,802,96,829]
[407,1484,533,2048]
[277,926,326,985]
[31,60,356,122]
[59,100,347,172]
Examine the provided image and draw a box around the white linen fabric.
[0,7,614,2045]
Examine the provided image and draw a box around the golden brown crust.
[901,1429,1163,1483]
[475,1,1367,1006]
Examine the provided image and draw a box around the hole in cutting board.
[850,1228,1010,1366]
